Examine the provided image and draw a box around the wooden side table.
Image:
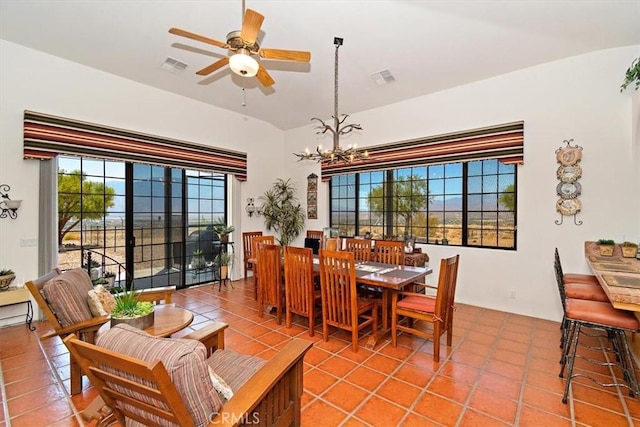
[0,286,35,330]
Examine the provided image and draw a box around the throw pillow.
[95,284,116,314]
[87,289,107,316]
[208,365,234,402]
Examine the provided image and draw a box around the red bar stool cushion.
[565,299,640,330]
[563,273,599,285]
[564,282,609,302]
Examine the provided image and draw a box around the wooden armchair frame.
[25,268,176,395]
[65,322,312,427]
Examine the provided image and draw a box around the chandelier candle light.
[294,37,368,164]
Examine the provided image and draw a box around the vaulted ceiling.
[1,1,638,130]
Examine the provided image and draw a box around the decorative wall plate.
[556,198,582,215]
[556,146,582,166]
[556,181,582,199]
[556,164,582,183]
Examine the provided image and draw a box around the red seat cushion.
[564,282,609,302]
[563,273,599,285]
[565,299,640,330]
[397,295,436,313]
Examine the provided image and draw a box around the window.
[330,159,517,249]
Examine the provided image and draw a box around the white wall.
[1,39,638,325]
[285,45,640,322]
[0,40,284,324]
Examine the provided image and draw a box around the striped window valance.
[321,121,524,180]
[23,110,248,181]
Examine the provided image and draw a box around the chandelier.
[294,37,368,164]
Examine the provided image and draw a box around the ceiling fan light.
[229,49,259,77]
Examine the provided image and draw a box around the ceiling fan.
[168,5,311,87]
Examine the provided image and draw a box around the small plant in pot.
[214,251,235,280]
[191,249,207,270]
[621,241,638,258]
[597,239,615,256]
[110,287,155,329]
[212,217,235,243]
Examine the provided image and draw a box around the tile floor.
[1,278,639,426]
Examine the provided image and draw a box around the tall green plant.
[260,178,305,246]
[620,57,640,92]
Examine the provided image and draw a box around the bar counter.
[584,241,640,311]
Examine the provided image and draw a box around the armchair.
[65,321,312,426]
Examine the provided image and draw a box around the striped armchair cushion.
[42,268,94,327]
[207,348,267,392]
[97,324,222,427]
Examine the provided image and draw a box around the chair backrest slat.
[284,246,315,315]
[344,238,372,262]
[373,240,405,265]
[243,231,263,260]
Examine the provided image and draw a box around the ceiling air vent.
[161,57,188,73]
[370,69,396,85]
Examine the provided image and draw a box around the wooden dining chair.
[284,246,321,336]
[256,243,284,325]
[319,250,378,352]
[344,238,372,262]
[373,240,405,265]
[242,231,262,280]
[251,235,275,299]
[391,254,460,362]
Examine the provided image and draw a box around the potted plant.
[212,217,235,243]
[0,268,16,291]
[621,241,638,258]
[110,287,155,329]
[260,178,305,246]
[620,57,640,92]
[214,251,235,280]
[191,249,207,270]
[597,239,616,256]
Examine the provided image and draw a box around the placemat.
[383,269,421,280]
[592,262,640,273]
[603,275,640,289]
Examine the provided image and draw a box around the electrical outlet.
[509,289,516,299]
[20,238,37,247]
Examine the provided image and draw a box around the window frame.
[329,159,517,250]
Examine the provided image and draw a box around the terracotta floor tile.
[300,399,347,427]
[400,412,442,427]
[467,388,518,424]
[9,397,75,426]
[317,355,358,378]
[344,366,387,391]
[490,348,527,367]
[521,384,572,419]
[439,360,481,385]
[518,405,572,426]
[304,368,339,396]
[364,353,402,375]
[376,378,421,408]
[413,391,464,425]
[484,359,525,382]
[392,363,433,388]
[459,408,512,427]
[426,375,472,404]
[476,372,523,401]
[320,380,369,412]
[570,382,626,414]
[354,395,407,427]
[303,346,333,366]
[572,399,632,426]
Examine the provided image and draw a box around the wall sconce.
[0,184,22,220]
[245,198,263,217]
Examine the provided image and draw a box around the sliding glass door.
[57,156,227,289]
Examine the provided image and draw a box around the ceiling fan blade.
[169,27,228,49]
[259,48,311,62]
[256,64,275,87]
[240,9,264,45]
[196,57,229,76]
